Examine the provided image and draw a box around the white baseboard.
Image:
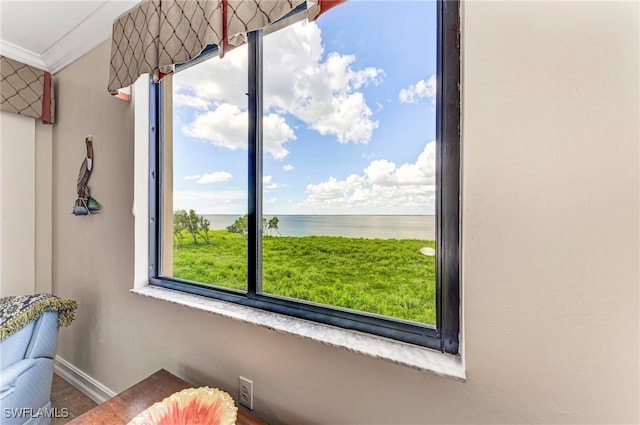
[54,356,116,404]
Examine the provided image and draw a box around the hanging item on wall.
[72,135,101,216]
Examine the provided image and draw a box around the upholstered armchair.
[0,295,77,425]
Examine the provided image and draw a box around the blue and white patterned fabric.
[0,294,77,341]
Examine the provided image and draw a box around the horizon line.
[197,213,436,217]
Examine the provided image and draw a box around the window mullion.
[149,77,160,279]
[248,30,264,297]
[438,0,461,354]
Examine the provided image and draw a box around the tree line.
[173,209,211,245]
[225,214,280,236]
[173,210,280,245]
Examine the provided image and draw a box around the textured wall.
[0,111,35,296]
[52,2,639,424]
[0,112,52,296]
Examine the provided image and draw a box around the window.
[149,0,460,353]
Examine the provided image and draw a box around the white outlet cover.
[238,376,253,410]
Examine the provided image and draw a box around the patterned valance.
[0,56,55,124]
[108,0,344,94]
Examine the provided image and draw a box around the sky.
[171,0,437,215]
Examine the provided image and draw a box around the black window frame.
[148,0,460,354]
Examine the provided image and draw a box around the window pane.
[161,45,249,292]
[261,2,437,324]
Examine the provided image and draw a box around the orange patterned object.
[127,387,238,425]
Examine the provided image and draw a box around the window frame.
[148,0,460,354]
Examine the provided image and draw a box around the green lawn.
[172,230,436,324]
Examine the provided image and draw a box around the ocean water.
[202,214,436,240]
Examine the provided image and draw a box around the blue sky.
[171,1,437,215]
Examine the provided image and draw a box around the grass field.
[172,230,436,324]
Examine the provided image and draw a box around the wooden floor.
[50,374,97,424]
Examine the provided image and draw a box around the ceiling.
[0,0,140,73]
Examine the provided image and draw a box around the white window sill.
[131,285,466,381]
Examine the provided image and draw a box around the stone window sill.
[131,285,465,381]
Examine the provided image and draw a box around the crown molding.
[0,0,138,74]
[43,1,138,74]
[0,39,47,70]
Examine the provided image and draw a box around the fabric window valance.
[0,56,55,124]
[108,0,344,94]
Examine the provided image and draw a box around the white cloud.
[183,103,295,159]
[364,144,436,186]
[283,164,294,171]
[174,93,210,110]
[363,160,397,185]
[197,171,233,184]
[263,175,279,190]
[301,141,436,214]
[173,45,248,108]
[183,103,247,151]
[264,113,297,159]
[174,20,382,145]
[399,75,436,104]
[298,91,378,143]
[264,25,383,143]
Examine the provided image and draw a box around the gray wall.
[52,2,639,424]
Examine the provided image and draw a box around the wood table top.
[68,369,267,425]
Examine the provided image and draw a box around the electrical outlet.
[238,376,253,410]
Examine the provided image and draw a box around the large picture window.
[150,0,460,353]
